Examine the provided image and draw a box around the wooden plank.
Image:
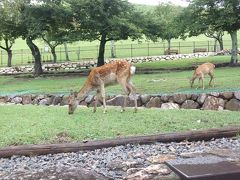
[166,158,240,180]
[0,126,239,158]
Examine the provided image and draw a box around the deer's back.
[195,62,215,75]
[88,61,132,86]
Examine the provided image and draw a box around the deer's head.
[68,91,78,114]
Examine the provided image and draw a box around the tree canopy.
[181,0,240,64]
[68,0,144,66]
[0,0,22,66]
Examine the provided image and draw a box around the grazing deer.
[190,62,215,89]
[68,60,138,114]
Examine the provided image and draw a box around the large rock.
[22,95,32,105]
[147,155,176,164]
[85,95,94,104]
[191,94,199,101]
[202,96,225,110]
[106,95,125,106]
[173,94,187,104]
[181,100,199,109]
[161,103,180,110]
[225,99,240,111]
[0,96,7,103]
[125,164,172,180]
[127,95,142,107]
[234,91,240,100]
[60,96,69,106]
[146,97,161,108]
[220,92,233,100]
[52,96,62,105]
[210,92,219,97]
[39,98,52,106]
[32,95,45,105]
[11,96,22,104]
[160,95,170,102]
[197,93,207,105]
[140,94,151,105]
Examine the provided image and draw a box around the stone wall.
[0,52,215,75]
[1,91,240,111]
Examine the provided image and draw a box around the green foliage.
[0,105,239,147]
[152,3,184,42]
[69,0,143,42]
[68,0,146,65]
[180,0,240,64]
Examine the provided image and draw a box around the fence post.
[97,45,99,58]
[193,41,195,53]
[208,41,210,52]
[131,44,133,58]
[147,43,150,56]
[60,47,62,61]
[163,42,165,55]
[178,42,181,54]
[21,49,23,65]
[0,50,2,66]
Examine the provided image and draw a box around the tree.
[0,0,22,67]
[178,5,225,52]
[185,0,240,65]
[20,1,69,75]
[204,29,224,51]
[41,1,76,63]
[68,0,143,66]
[153,3,183,53]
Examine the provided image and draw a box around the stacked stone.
[1,91,240,111]
[0,52,214,75]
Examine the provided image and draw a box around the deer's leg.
[100,83,107,113]
[200,75,205,90]
[93,89,101,113]
[127,81,138,113]
[208,72,214,87]
[190,76,196,88]
[117,78,130,112]
[196,78,201,89]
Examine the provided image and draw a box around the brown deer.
[68,60,137,114]
[190,62,215,89]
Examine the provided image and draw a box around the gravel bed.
[0,137,240,180]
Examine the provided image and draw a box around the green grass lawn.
[1,66,240,96]
[1,58,240,148]
[0,105,239,147]
[136,56,231,69]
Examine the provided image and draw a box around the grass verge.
[0,105,240,147]
[1,66,240,95]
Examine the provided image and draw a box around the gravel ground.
[0,137,240,180]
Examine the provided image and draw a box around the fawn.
[68,60,137,114]
[190,62,215,89]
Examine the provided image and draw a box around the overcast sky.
[128,0,189,6]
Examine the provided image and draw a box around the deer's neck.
[76,82,92,101]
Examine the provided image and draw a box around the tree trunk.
[167,39,171,55]
[218,38,224,51]
[110,40,116,58]
[230,30,238,65]
[97,33,107,67]
[7,49,12,67]
[64,43,70,61]
[26,38,43,76]
[213,39,217,52]
[51,47,57,63]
